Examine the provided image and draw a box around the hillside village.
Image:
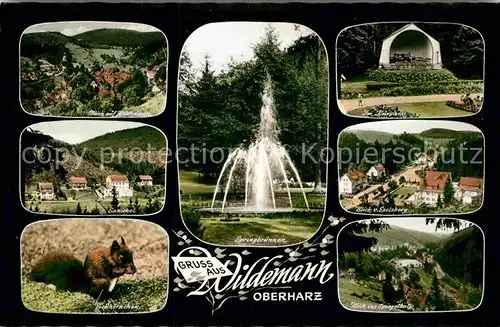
[21,26,168,117]
[339,220,483,312]
[339,128,484,214]
[23,125,166,215]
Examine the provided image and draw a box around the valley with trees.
[178,24,328,245]
[338,122,484,215]
[338,218,483,312]
[21,24,168,117]
[22,123,166,215]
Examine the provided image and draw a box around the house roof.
[345,170,366,182]
[107,175,129,182]
[69,177,87,184]
[382,23,437,43]
[138,175,153,181]
[373,163,385,171]
[38,182,54,191]
[420,171,451,191]
[459,177,483,190]
[94,69,130,86]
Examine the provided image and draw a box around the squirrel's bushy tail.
[30,252,89,292]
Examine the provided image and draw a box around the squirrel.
[30,236,137,298]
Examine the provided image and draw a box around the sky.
[24,21,160,37]
[377,218,463,235]
[345,120,481,134]
[182,22,315,75]
[27,121,146,144]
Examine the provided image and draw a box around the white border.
[18,21,169,119]
[20,217,170,315]
[18,120,168,217]
[335,217,486,313]
[334,21,486,119]
[175,21,330,248]
[336,119,486,217]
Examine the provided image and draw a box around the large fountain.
[209,77,309,213]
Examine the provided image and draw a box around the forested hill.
[419,128,482,139]
[346,130,394,143]
[362,225,447,248]
[72,29,166,48]
[434,225,483,287]
[77,126,166,151]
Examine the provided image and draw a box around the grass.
[393,187,417,198]
[200,216,322,246]
[348,102,470,117]
[25,196,158,214]
[22,278,167,313]
[125,93,166,115]
[179,170,216,194]
[339,277,383,308]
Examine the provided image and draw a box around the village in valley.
[338,121,484,215]
[20,22,168,117]
[23,121,167,215]
[338,218,483,312]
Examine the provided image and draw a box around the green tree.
[399,176,406,184]
[382,271,397,305]
[131,69,147,97]
[437,194,443,208]
[409,270,421,285]
[155,63,167,84]
[111,186,119,211]
[427,272,443,310]
[101,98,123,114]
[122,86,143,106]
[443,178,454,205]
[72,85,95,104]
[134,197,141,214]
[90,205,101,215]
[128,198,134,212]
[75,202,82,215]
[388,180,398,190]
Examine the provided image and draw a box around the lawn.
[125,93,166,115]
[28,198,154,214]
[25,189,163,214]
[348,102,470,117]
[179,170,216,194]
[22,278,167,313]
[200,215,322,246]
[393,187,417,198]
[338,277,383,308]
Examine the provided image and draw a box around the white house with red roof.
[367,163,385,178]
[136,175,154,186]
[454,177,483,204]
[68,176,88,190]
[105,175,133,197]
[38,182,54,200]
[413,171,452,206]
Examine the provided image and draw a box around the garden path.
[339,93,482,113]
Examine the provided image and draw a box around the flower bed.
[340,81,484,99]
[362,105,418,118]
[445,101,481,113]
[368,68,457,83]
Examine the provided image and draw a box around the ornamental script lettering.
[186,251,335,296]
